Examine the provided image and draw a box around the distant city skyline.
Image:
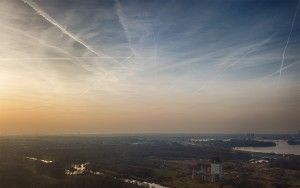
[0,0,299,134]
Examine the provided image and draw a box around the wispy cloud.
[1,0,299,133]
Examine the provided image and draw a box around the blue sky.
[0,0,299,134]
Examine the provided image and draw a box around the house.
[195,159,222,182]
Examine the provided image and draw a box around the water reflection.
[64,163,168,187]
[26,157,53,163]
[234,140,300,155]
[124,179,169,188]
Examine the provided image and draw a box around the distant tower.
[211,157,222,182]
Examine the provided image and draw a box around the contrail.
[20,0,106,58]
[279,0,300,78]
[272,61,299,77]
[192,38,271,95]
[0,57,136,61]
[1,21,114,97]
[256,61,300,82]
[0,24,98,72]
[19,0,125,97]
[114,0,138,57]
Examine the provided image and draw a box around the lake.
[234,140,300,155]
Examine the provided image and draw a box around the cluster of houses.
[193,158,223,183]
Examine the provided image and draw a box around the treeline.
[269,156,300,170]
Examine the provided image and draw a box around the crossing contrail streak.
[279,0,300,78]
[115,0,138,57]
[0,24,98,73]
[0,57,137,61]
[20,0,107,58]
[20,0,123,98]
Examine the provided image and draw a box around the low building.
[195,159,222,182]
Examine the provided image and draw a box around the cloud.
[0,0,299,133]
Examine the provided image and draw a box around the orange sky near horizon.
[1,0,299,134]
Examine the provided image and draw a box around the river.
[234,140,300,155]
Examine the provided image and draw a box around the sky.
[0,0,299,134]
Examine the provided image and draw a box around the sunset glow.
[0,0,299,134]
